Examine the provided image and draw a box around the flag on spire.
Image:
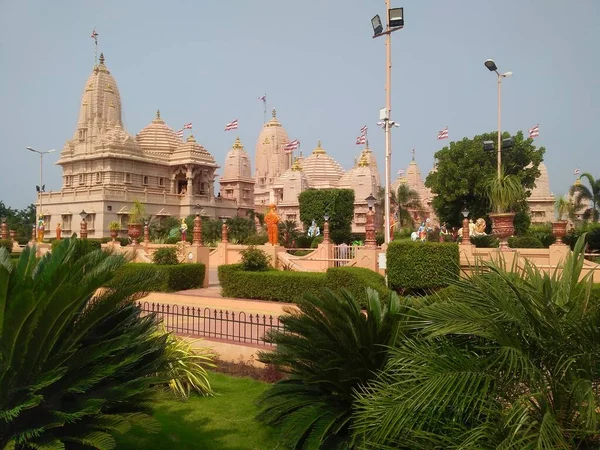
[360,125,368,136]
[574,168,580,176]
[224,119,238,131]
[258,94,266,102]
[528,124,539,139]
[175,129,184,139]
[284,139,300,154]
[183,123,192,130]
[397,169,405,176]
[91,28,98,43]
[437,127,449,140]
[356,135,366,145]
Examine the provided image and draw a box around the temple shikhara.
[37,53,555,239]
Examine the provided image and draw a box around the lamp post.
[79,210,88,240]
[483,60,512,178]
[365,194,377,248]
[372,5,403,245]
[221,218,228,244]
[25,147,55,223]
[461,207,470,245]
[143,220,150,245]
[323,214,330,244]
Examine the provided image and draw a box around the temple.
[36,52,555,238]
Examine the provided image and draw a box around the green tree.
[396,184,422,228]
[257,289,402,450]
[354,235,600,449]
[299,189,355,244]
[0,239,175,448]
[425,131,544,228]
[570,172,600,222]
[278,220,299,247]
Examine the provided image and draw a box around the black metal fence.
[138,301,285,347]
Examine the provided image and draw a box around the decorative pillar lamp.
[193,213,203,246]
[9,229,16,242]
[365,194,377,248]
[461,207,470,245]
[143,220,150,245]
[221,218,229,244]
[323,214,330,244]
[79,210,88,240]
[31,225,36,243]
[0,217,7,240]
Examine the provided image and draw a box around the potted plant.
[552,196,570,244]
[486,171,524,250]
[108,221,120,242]
[128,199,146,245]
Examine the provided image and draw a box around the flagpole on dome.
[259,94,267,123]
[91,28,99,65]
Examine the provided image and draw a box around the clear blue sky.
[1,0,598,208]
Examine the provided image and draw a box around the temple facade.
[37,54,251,239]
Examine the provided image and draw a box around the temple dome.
[171,134,217,166]
[255,108,290,183]
[222,137,253,182]
[405,159,423,188]
[338,153,377,200]
[273,158,308,203]
[358,144,380,187]
[74,53,124,138]
[136,110,180,154]
[301,141,344,188]
[529,162,552,198]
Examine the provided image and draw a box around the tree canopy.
[570,172,600,222]
[298,189,355,243]
[0,201,36,242]
[425,130,545,228]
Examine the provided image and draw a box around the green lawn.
[115,372,284,450]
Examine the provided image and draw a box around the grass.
[115,372,284,450]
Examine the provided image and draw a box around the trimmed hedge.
[218,264,392,307]
[508,235,544,249]
[109,263,205,292]
[387,241,460,293]
[325,267,391,307]
[219,267,328,303]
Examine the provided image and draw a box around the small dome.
[136,110,180,154]
[222,137,253,181]
[301,141,344,187]
[339,155,377,201]
[274,158,308,203]
[405,160,422,187]
[172,134,217,165]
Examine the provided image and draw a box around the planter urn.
[128,223,142,245]
[552,220,568,244]
[489,212,515,251]
[110,229,119,242]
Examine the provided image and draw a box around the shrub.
[526,223,556,247]
[325,266,391,308]
[470,234,499,248]
[508,235,544,248]
[244,233,269,245]
[0,239,178,448]
[51,238,102,252]
[240,245,270,271]
[109,263,205,292]
[219,266,328,302]
[153,246,179,265]
[257,289,403,449]
[0,239,12,253]
[310,236,324,248]
[387,241,459,293]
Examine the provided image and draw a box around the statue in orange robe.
[264,204,280,245]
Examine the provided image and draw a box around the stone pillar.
[462,217,470,245]
[170,176,176,194]
[9,230,16,242]
[221,222,229,243]
[365,209,377,248]
[80,219,88,240]
[323,220,330,244]
[193,214,202,246]
[143,223,150,245]
[186,177,193,197]
[31,226,36,243]
[0,219,7,240]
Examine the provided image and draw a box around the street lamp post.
[26,147,56,227]
[365,194,377,248]
[372,5,404,245]
[323,214,330,244]
[461,207,470,245]
[483,60,512,178]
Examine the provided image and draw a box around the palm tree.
[354,235,600,449]
[396,184,422,228]
[0,239,179,448]
[278,219,299,248]
[256,289,403,450]
[570,172,600,222]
